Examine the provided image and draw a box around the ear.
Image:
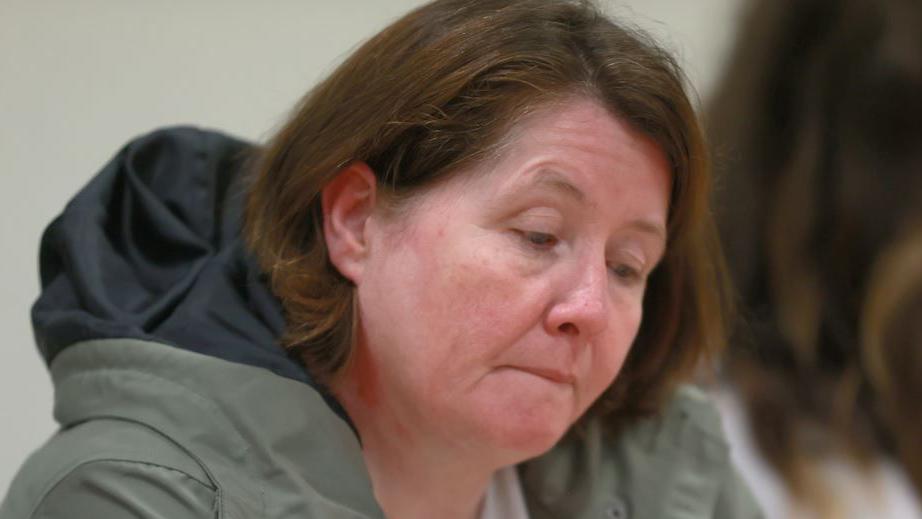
[322,161,378,283]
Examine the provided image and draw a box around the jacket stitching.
[28,458,217,519]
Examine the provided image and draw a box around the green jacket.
[1,128,761,518]
[3,339,759,519]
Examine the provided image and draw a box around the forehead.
[479,97,671,206]
[395,96,672,229]
[512,97,664,161]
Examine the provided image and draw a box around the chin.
[463,381,578,459]
[487,409,572,458]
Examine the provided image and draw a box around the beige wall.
[0,0,745,494]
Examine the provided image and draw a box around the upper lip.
[507,365,575,385]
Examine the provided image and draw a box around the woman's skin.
[324,97,671,519]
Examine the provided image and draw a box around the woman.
[2,1,759,517]
[708,0,922,516]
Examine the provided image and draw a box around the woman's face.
[353,97,671,459]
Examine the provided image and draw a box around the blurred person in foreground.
[1,1,761,518]
[708,0,922,517]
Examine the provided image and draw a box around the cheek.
[418,242,540,367]
[415,239,564,393]
[366,224,543,381]
[584,302,643,403]
[429,254,519,329]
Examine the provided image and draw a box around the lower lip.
[502,366,574,385]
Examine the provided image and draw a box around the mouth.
[502,365,575,385]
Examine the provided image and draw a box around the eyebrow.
[626,219,667,241]
[526,169,667,241]
[529,169,585,203]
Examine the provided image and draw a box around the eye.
[609,263,643,285]
[518,230,559,249]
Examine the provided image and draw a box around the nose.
[545,259,609,338]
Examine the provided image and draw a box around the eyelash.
[519,230,559,249]
[516,230,646,284]
[609,263,643,285]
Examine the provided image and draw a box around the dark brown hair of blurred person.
[245,0,730,433]
[708,0,922,513]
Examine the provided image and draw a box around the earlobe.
[322,161,378,283]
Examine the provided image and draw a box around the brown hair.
[708,0,922,513]
[246,0,729,430]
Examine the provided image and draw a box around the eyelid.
[608,248,648,276]
[513,206,563,223]
[509,207,565,235]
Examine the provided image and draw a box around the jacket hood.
[32,126,312,386]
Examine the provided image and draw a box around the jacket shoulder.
[622,384,764,518]
[521,384,763,518]
[665,384,730,442]
[1,418,217,519]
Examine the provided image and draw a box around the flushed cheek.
[584,346,625,405]
[582,312,642,407]
[411,237,545,386]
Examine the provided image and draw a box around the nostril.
[558,322,578,335]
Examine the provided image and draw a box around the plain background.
[0,0,747,496]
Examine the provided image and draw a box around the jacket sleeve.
[27,459,217,519]
[0,419,220,519]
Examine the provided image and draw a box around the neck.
[331,374,499,519]
[361,421,492,519]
